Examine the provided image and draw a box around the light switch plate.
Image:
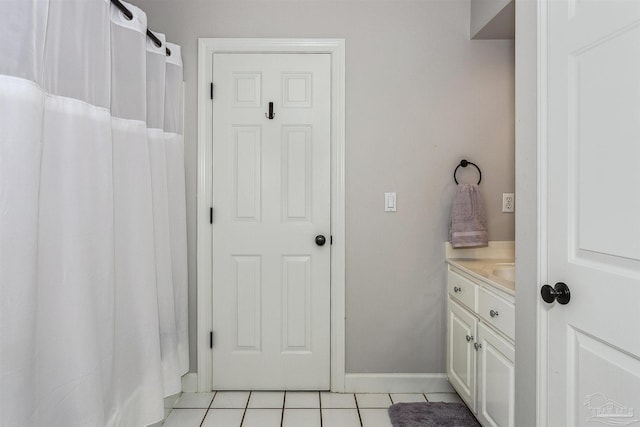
[385,192,397,212]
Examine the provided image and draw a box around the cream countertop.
[447,258,515,295]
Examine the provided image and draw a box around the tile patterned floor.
[161,391,462,426]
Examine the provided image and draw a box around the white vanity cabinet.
[448,298,478,411]
[446,266,515,427]
[476,322,515,427]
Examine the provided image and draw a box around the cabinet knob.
[466,334,474,342]
[490,309,499,318]
[474,342,482,351]
[453,286,462,293]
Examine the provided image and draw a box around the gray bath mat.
[388,402,481,427]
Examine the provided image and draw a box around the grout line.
[354,393,363,427]
[199,408,209,427]
[208,391,217,408]
[274,407,322,409]
[280,391,286,427]
[239,391,251,427]
[209,390,219,408]
[199,392,217,427]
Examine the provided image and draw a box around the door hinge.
[210,331,214,349]
[210,83,214,100]
[330,235,333,245]
[209,207,213,224]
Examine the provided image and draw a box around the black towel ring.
[454,159,482,185]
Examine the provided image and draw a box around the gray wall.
[132,0,515,374]
[470,0,514,39]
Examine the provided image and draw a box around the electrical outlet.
[502,193,515,213]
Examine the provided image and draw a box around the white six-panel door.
[543,0,640,425]
[211,53,331,390]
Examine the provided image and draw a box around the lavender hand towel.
[449,184,488,248]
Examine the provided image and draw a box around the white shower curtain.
[164,42,190,378]
[0,0,188,425]
[146,32,182,397]
[110,2,164,425]
[0,2,48,425]
[37,2,115,425]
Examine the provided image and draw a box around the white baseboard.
[344,373,453,394]
[181,372,198,393]
[179,371,451,394]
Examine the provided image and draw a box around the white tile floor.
[161,391,462,426]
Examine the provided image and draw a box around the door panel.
[282,126,312,222]
[573,26,640,262]
[233,255,261,351]
[282,256,311,352]
[448,299,477,411]
[233,126,261,221]
[477,323,514,427]
[212,53,331,390]
[569,329,640,425]
[544,0,640,424]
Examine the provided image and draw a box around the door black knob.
[541,282,571,305]
[315,235,326,246]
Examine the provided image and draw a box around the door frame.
[515,0,545,425]
[196,38,346,392]
[536,1,549,422]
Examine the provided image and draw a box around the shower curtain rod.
[111,0,171,57]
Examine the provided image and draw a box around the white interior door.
[212,53,331,390]
[543,1,640,425]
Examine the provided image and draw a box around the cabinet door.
[476,323,515,427]
[448,298,478,412]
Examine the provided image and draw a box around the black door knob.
[541,282,571,305]
[315,235,326,246]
